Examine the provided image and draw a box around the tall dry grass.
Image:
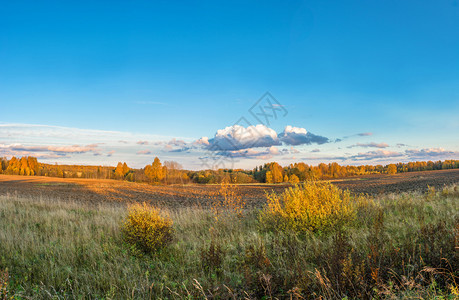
[0,183,457,299]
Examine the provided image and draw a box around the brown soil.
[1,169,458,208]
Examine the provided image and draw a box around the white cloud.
[206,124,280,151]
[279,125,329,145]
[200,124,329,152]
[194,136,209,146]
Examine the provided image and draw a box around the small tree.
[387,164,397,175]
[145,157,166,183]
[289,174,300,184]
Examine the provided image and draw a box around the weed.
[211,181,246,220]
[200,239,225,279]
[0,269,8,300]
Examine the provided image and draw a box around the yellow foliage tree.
[269,162,284,183]
[387,164,397,175]
[289,174,300,184]
[115,162,131,179]
[265,171,273,184]
[145,157,165,183]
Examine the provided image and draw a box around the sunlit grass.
[0,184,457,298]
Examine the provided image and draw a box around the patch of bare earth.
[0,169,458,207]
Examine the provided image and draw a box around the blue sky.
[1,0,458,169]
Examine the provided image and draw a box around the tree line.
[1,156,458,184]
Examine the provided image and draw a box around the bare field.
[1,169,458,207]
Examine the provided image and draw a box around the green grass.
[0,185,458,299]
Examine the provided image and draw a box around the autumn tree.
[164,161,189,184]
[265,171,273,184]
[289,174,300,184]
[115,162,131,179]
[115,162,124,178]
[267,162,283,183]
[387,164,397,175]
[283,174,289,182]
[145,157,166,183]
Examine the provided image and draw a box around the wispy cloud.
[358,132,373,136]
[350,150,403,161]
[136,150,152,155]
[406,148,459,159]
[348,142,389,149]
[1,143,100,154]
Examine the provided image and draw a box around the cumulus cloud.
[199,124,329,152]
[219,146,281,160]
[194,136,210,146]
[279,126,329,145]
[205,124,280,151]
[348,142,389,149]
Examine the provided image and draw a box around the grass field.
[0,179,458,299]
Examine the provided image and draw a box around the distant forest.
[1,156,458,185]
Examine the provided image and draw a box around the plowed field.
[1,169,458,207]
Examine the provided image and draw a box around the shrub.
[289,174,300,184]
[211,181,246,219]
[121,202,173,253]
[260,181,364,234]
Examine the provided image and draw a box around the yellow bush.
[121,202,173,253]
[261,181,364,234]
